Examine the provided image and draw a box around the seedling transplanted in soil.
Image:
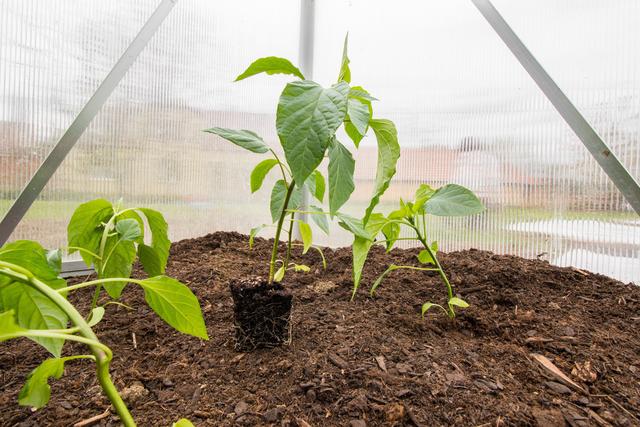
[204,35,400,350]
[0,199,207,427]
[350,183,485,318]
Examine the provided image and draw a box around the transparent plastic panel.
[1,1,301,253]
[311,0,639,283]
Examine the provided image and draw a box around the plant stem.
[284,212,295,268]
[0,265,136,426]
[409,218,455,317]
[268,180,296,284]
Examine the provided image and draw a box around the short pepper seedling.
[0,199,207,427]
[350,183,485,318]
[204,35,400,285]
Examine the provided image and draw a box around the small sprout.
[448,297,469,309]
[273,265,286,282]
[421,302,448,318]
[291,264,310,272]
[87,307,105,327]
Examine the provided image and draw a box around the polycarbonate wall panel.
[312,0,639,283]
[1,1,638,284]
[1,1,301,254]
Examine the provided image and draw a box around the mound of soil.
[1,231,639,426]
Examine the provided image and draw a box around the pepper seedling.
[204,34,400,285]
[0,200,207,427]
[350,183,484,318]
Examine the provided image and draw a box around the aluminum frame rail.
[0,0,178,245]
[471,0,640,215]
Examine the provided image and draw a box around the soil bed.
[1,231,639,426]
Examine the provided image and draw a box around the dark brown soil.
[1,231,639,427]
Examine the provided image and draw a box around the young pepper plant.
[350,183,484,318]
[0,200,208,427]
[204,35,400,285]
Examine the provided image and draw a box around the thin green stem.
[65,246,102,260]
[284,212,295,268]
[269,149,290,183]
[286,209,331,216]
[268,180,296,284]
[409,219,455,317]
[60,277,140,294]
[0,263,136,426]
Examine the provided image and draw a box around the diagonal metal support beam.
[471,0,640,215]
[0,0,177,245]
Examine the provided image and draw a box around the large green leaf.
[137,276,208,340]
[349,86,377,102]
[139,208,171,276]
[250,159,279,193]
[328,140,355,215]
[0,283,68,356]
[276,80,349,184]
[413,183,436,214]
[67,199,114,266]
[203,127,269,154]
[347,97,370,136]
[350,214,389,298]
[425,184,484,216]
[0,241,68,356]
[235,56,304,81]
[344,121,364,148]
[18,357,65,409]
[337,33,351,83]
[0,310,25,341]
[309,205,330,235]
[363,119,400,224]
[270,180,302,223]
[305,170,326,203]
[99,237,135,298]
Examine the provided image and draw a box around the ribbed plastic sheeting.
[1,1,638,283]
[312,0,639,283]
[0,0,301,256]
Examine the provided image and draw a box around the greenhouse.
[1,0,639,426]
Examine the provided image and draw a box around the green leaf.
[370,264,400,296]
[309,205,329,234]
[172,419,196,427]
[347,97,370,136]
[276,80,349,184]
[0,241,68,356]
[292,264,310,272]
[137,244,162,277]
[421,302,447,318]
[344,121,364,148]
[448,297,469,308]
[138,208,171,276]
[203,127,269,154]
[45,249,62,275]
[299,221,312,254]
[425,184,484,217]
[417,249,435,265]
[67,199,114,266]
[251,159,279,193]
[349,86,377,102]
[137,276,208,340]
[337,33,351,83]
[336,214,371,240]
[249,224,269,249]
[431,241,438,252]
[328,140,355,215]
[273,265,285,282]
[99,237,135,298]
[413,184,436,214]
[115,219,141,242]
[235,56,304,81]
[0,310,26,341]
[363,119,401,224]
[0,284,68,356]
[270,180,302,223]
[117,210,145,244]
[87,306,105,327]
[305,170,325,202]
[18,357,65,409]
[382,222,400,252]
[350,214,389,299]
